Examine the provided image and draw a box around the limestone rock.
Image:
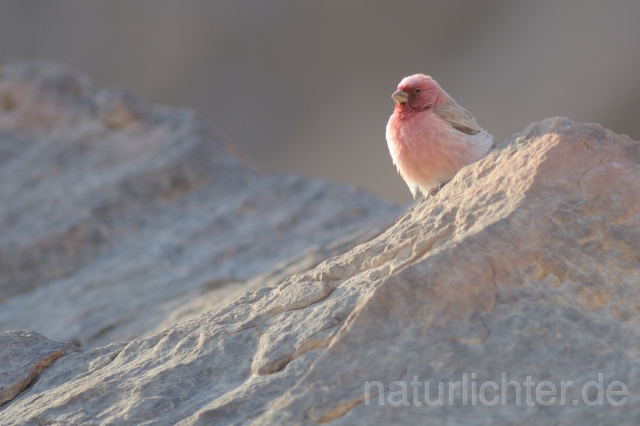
[1,62,639,425]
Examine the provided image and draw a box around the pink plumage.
[386,74,493,198]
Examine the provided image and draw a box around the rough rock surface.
[1,62,639,425]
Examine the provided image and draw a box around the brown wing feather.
[433,100,483,136]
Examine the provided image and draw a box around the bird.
[386,74,494,198]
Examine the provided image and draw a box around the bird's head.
[391,74,440,112]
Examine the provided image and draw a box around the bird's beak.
[391,90,409,104]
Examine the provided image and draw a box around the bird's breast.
[386,110,486,189]
[387,111,439,159]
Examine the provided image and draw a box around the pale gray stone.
[1,62,639,425]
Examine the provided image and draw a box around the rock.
[0,61,402,348]
[1,62,639,425]
[254,118,640,425]
[0,331,74,406]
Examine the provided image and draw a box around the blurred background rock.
[1,0,638,203]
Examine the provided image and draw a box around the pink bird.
[386,74,494,198]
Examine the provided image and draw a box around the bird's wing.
[432,100,483,136]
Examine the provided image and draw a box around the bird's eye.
[415,88,422,94]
